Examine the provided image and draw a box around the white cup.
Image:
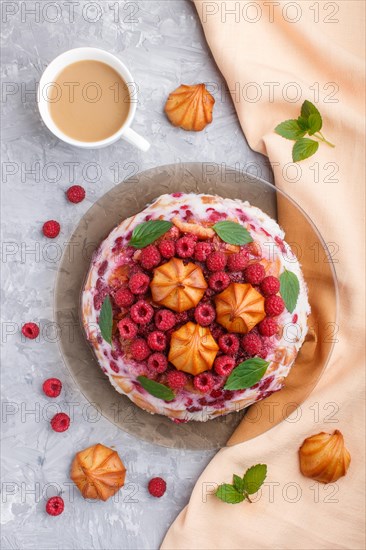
[37,47,150,151]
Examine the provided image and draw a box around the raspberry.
[193,372,215,393]
[128,272,150,295]
[265,295,285,317]
[46,496,64,516]
[258,318,278,337]
[175,311,189,325]
[194,242,213,262]
[218,334,239,355]
[131,300,154,324]
[148,477,166,498]
[148,353,168,373]
[167,370,187,390]
[147,331,167,351]
[206,251,227,272]
[42,378,62,398]
[155,309,176,331]
[115,288,135,307]
[158,240,176,259]
[194,303,216,326]
[140,245,161,270]
[261,276,280,297]
[131,338,150,361]
[50,413,70,432]
[42,220,60,239]
[176,236,195,258]
[66,185,85,204]
[244,263,266,284]
[118,317,138,339]
[227,250,249,271]
[208,271,230,292]
[242,333,263,355]
[214,356,235,376]
[21,322,39,340]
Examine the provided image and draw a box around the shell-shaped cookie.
[299,430,351,483]
[164,84,215,131]
[215,283,266,333]
[169,322,219,375]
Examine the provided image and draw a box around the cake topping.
[168,321,219,375]
[70,443,126,501]
[215,283,266,333]
[150,257,207,312]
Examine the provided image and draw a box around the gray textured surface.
[1,1,272,549]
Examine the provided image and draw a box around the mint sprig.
[213,221,253,245]
[224,357,269,390]
[279,269,300,313]
[216,464,267,504]
[129,220,172,248]
[275,100,335,162]
[99,295,113,344]
[137,376,175,402]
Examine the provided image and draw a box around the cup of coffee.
[38,47,150,151]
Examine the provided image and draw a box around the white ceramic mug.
[37,47,150,151]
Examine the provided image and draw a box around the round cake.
[82,193,310,422]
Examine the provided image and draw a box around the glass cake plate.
[54,162,338,450]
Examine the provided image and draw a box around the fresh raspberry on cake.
[167,370,187,390]
[66,185,85,204]
[261,276,280,297]
[265,295,285,316]
[147,331,167,351]
[21,322,39,339]
[193,372,215,393]
[208,271,230,292]
[148,477,166,498]
[206,251,227,272]
[214,355,235,376]
[128,272,150,295]
[50,413,70,432]
[194,242,212,262]
[131,300,154,325]
[258,317,278,337]
[176,236,195,258]
[148,353,168,373]
[42,378,62,398]
[140,245,161,270]
[218,334,239,356]
[244,263,266,284]
[242,333,263,356]
[227,250,249,271]
[118,318,138,339]
[46,496,64,516]
[155,309,176,331]
[115,288,135,307]
[42,220,60,239]
[194,303,216,326]
[131,338,150,361]
[158,240,176,259]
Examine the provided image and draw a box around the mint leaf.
[216,484,245,504]
[297,116,309,131]
[224,358,269,390]
[233,474,245,493]
[137,376,175,402]
[129,220,172,248]
[213,221,253,245]
[99,296,113,344]
[279,269,300,313]
[300,99,321,120]
[274,119,306,140]
[307,113,322,135]
[243,464,267,495]
[292,138,319,162]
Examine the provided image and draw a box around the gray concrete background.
[1,1,272,549]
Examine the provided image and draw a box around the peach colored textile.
[161,2,365,549]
